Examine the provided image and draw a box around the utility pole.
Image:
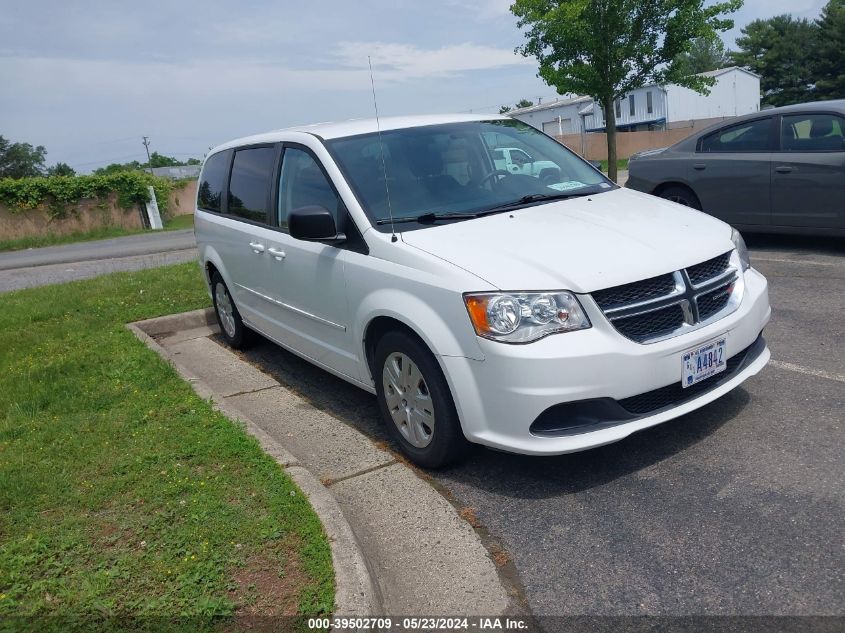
[142,136,153,174]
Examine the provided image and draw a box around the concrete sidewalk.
[129,309,513,617]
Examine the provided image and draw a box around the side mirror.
[289,206,346,244]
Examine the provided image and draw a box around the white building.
[510,67,761,135]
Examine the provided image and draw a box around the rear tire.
[374,330,470,468]
[211,272,254,349]
[658,185,702,210]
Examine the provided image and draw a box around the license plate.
[681,337,727,388]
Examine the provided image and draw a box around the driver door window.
[278,148,341,229]
[699,118,773,153]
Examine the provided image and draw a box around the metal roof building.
[510,67,761,136]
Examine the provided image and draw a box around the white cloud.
[334,41,532,79]
[0,55,370,100]
[446,0,514,18]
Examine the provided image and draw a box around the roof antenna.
[368,56,397,242]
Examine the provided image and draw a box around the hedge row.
[0,172,175,220]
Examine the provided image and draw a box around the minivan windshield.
[326,119,613,231]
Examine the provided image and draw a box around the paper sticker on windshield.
[547,181,586,191]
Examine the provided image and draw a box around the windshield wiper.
[477,190,597,215]
[375,211,480,225]
[374,190,600,226]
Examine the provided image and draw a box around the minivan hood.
[399,188,733,293]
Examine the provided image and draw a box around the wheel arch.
[200,246,231,294]
[652,180,696,197]
[651,181,703,209]
[356,293,484,396]
[363,316,428,382]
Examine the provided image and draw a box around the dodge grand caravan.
[195,114,771,467]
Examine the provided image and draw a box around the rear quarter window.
[197,152,229,212]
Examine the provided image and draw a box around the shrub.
[0,172,175,220]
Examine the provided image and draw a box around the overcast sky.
[0,0,829,172]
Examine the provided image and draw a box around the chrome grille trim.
[591,251,741,344]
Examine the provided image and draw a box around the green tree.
[514,98,535,109]
[46,162,76,177]
[0,135,47,178]
[512,0,741,183]
[93,161,143,176]
[674,36,732,75]
[731,15,818,106]
[93,153,200,176]
[813,0,845,100]
[499,105,513,114]
[147,152,182,168]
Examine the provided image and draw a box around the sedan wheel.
[658,185,702,211]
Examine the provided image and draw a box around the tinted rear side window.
[781,113,845,152]
[197,152,229,212]
[699,118,772,153]
[228,147,277,223]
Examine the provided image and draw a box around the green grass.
[599,158,629,172]
[0,263,333,630]
[0,214,195,253]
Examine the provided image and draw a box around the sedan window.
[699,118,772,153]
[781,114,845,152]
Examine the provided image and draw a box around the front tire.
[658,185,702,210]
[374,331,470,468]
[211,272,254,349]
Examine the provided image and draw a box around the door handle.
[693,163,706,170]
[775,166,793,174]
[267,247,286,261]
[249,241,265,254]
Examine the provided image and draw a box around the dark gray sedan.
[626,100,845,236]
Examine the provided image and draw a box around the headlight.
[464,291,591,343]
[731,228,751,271]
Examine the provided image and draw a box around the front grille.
[591,251,738,344]
[613,304,686,343]
[697,284,733,320]
[687,252,732,285]
[592,273,676,310]
[619,340,756,415]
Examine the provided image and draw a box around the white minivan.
[195,114,771,467]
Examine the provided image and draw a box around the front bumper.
[441,267,771,455]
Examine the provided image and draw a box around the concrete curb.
[127,309,382,616]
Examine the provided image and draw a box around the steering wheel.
[479,169,511,188]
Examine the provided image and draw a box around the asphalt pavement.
[0,229,197,292]
[237,233,844,620]
[5,221,841,620]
